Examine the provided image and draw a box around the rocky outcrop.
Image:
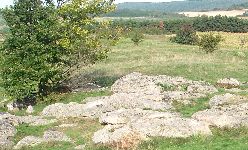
[39,73,247,148]
[193,102,248,128]
[94,109,212,145]
[14,130,71,149]
[209,93,248,108]
[217,78,240,88]
[0,120,16,150]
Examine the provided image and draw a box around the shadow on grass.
[69,70,120,88]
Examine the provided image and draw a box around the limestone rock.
[17,115,57,126]
[209,93,248,108]
[93,125,145,145]
[217,78,240,88]
[111,72,163,102]
[14,130,71,149]
[186,84,218,94]
[41,102,85,118]
[0,120,16,149]
[42,93,173,119]
[13,136,44,149]
[75,145,86,150]
[163,91,206,102]
[26,105,34,114]
[99,108,179,125]
[94,109,211,145]
[192,103,248,128]
[131,115,212,138]
[7,103,14,112]
[43,130,71,142]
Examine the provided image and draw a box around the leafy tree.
[0,0,115,101]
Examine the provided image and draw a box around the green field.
[0,31,246,150]
[80,32,248,84]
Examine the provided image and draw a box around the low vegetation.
[198,32,223,53]
[0,1,248,150]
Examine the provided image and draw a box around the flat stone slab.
[193,103,248,128]
[209,93,248,108]
[14,130,71,149]
[93,109,212,144]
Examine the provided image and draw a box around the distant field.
[80,32,248,84]
[179,9,248,17]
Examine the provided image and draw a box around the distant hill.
[116,0,248,13]
[228,2,248,10]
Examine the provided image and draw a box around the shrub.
[130,31,144,45]
[198,32,223,53]
[0,0,115,101]
[170,24,198,45]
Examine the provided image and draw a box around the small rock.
[26,105,34,114]
[74,144,86,150]
[217,78,240,88]
[7,103,14,111]
[209,93,247,108]
[13,136,44,149]
[14,130,71,149]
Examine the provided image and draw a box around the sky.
[0,0,184,8]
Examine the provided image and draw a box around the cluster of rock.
[193,93,248,128]
[42,72,241,147]
[0,112,58,149]
[1,72,247,149]
[42,72,218,119]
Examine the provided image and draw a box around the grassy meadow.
[80,32,248,85]
[0,26,248,149]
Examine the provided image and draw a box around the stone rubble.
[0,73,247,149]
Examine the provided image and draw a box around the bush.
[170,24,198,45]
[130,31,144,45]
[0,0,115,101]
[198,32,223,53]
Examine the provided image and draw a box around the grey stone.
[186,84,218,94]
[26,105,34,114]
[74,144,86,150]
[14,130,71,149]
[42,102,85,118]
[192,103,248,128]
[43,130,71,142]
[217,78,240,88]
[0,120,16,149]
[209,93,248,108]
[94,109,211,144]
[13,136,44,149]
[18,115,57,126]
[163,91,206,101]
